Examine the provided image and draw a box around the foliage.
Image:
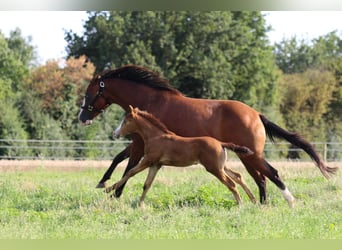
[275,31,342,155]
[1,15,342,160]
[0,29,35,157]
[275,32,342,74]
[65,11,278,111]
[6,28,36,68]
[0,100,29,157]
[278,69,337,158]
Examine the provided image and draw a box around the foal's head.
[115,105,140,138]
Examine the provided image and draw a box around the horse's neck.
[110,81,173,111]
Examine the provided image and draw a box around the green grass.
[0,163,341,239]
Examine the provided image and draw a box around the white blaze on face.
[78,97,86,120]
[79,97,93,125]
[114,118,125,138]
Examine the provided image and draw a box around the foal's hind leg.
[224,166,257,204]
[206,167,242,205]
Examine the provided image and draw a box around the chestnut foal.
[106,106,257,206]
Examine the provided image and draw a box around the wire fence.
[0,139,130,160]
[0,139,341,161]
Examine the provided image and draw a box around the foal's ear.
[129,105,134,113]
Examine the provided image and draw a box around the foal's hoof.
[96,182,106,189]
[105,183,118,194]
[105,187,113,193]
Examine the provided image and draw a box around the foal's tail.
[222,143,254,155]
[259,114,338,178]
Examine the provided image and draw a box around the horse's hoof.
[96,182,105,189]
[114,189,123,198]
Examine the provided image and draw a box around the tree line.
[0,11,341,160]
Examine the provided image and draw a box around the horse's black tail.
[259,114,338,179]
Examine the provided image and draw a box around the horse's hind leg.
[224,166,257,204]
[96,145,131,188]
[242,156,295,207]
[240,157,267,204]
[263,160,295,207]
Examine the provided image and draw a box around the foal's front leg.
[105,158,151,195]
[139,165,162,206]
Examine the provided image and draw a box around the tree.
[274,37,313,74]
[275,32,342,74]
[275,32,342,146]
[310,32,342,142]
[278,69,336,158]
[6,28,37,68]
[0,29,34,157]
[23,55,96,139]
[65,11,278,111]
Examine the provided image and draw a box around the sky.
[0,11,88,64]
[0,11,342,64]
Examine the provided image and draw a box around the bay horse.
[106,105,256,206]
[79,65,337,207]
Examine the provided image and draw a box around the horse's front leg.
[96,145,131,188]
[114,136,144,198]
[105,158,151,197]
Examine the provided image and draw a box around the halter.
[81,81,112,113]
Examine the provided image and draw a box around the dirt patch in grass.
[0,159,339,173]
[0,160,125,172]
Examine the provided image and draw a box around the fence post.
[323,143,327,162]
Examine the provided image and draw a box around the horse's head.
[78,75,113,125]
[114,105,139,138]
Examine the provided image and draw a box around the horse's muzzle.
[82,119,93,125]
[78,109,93,126]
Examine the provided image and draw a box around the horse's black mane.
[99,65,181,95]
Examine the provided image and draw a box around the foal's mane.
[99,65,181,95]
[135,109,175,135]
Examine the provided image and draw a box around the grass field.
[0,160,341,239]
